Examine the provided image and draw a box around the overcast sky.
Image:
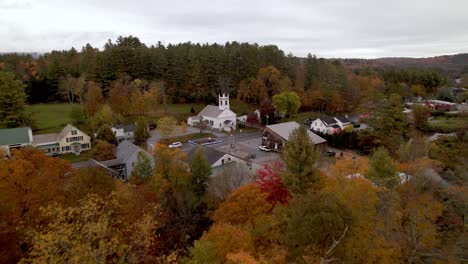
[1,0,467,58]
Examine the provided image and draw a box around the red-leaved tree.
[256,161,290,208]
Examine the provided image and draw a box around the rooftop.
[335,116,350,123]
[33,133,58,145]
[186,146,226,166]
[319,116,337,126]
[113,124,135,133]
[198,105,223,118]
[266,121,326,145]
[0,127,32,145]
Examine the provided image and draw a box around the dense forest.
[0,36,456,112]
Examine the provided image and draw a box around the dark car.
[351,121,360,128]
[303,118,312,125]
[326,150,336,157]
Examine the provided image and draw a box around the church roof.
[198,105,224,118]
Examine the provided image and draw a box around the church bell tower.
[218,93,230,111]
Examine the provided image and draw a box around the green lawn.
[29,103,82,134]
[58,150,91,163]
[429,115,468,133]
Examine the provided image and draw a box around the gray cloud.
[0,0,467,58]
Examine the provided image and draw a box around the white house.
[187,93,237,131]
[310,117,341,134]
[32,124,91,155]
[111,124,135,143]
[334,116,352,130]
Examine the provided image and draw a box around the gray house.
[72,141,154,181]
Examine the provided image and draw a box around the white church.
[187,93,237,131]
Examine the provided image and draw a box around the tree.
[0,71,30,127]
[189,223,254,263]
[272,91,301,118]
[83,81,103,118]
[90,104,119,131]
[58,75,86,104]
[95,124,118,145]
[281,126,320,194]
[131,151,153,181]
[91,140,115,161]
[366,147,399,189]
[412,105,431,131]
[280,192,351,261]
[212,184,270,226]
[194,117,209,134]
[109,79,130,116]
[157,116,178,138]
[369,93,408,153]
[134,119,149,145]
[0,149,73,262]
[208,162,254,201]
[22,194,157,263]
[190,147,212,200]
[64,167,116,203]
[256,161,290,207]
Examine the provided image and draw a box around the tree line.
[0,36,449,115]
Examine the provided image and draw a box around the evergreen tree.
[190,146,212,199]
[134,119,149,146]
[366,147,399,189]
[132,151,153,181]
[281,126,320,194]
[95,124,118,146]
[0,71,31,127]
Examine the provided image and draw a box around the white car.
[258,145,271,152]
[168,142,182,148]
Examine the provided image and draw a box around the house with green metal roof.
[0,127,33,156]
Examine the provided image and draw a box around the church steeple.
[218,93,230,111]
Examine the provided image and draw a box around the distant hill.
[341,53,468,77]
[0,52,42,59]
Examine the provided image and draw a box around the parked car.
[326,150,336,157]
[169,142,182,148]
[303,118,312,125]
[258,145,271,152]
[351,121,360,128]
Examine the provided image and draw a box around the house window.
[81,143,89,149]
[61,146,71,151]
[132,162,134,167]
[228,157,231,161]
[71,130,77,135]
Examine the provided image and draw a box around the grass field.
[29,103,82,134]
[58,150,91,163]
[429,115,468,133]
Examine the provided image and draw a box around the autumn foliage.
[256,161,290,207]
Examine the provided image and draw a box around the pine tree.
[0,71,30,128]
[190,146,212,199]
[134,119,149,146]
[132,151,153,181]
[366,147,399,189]
[281,126,320,194]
